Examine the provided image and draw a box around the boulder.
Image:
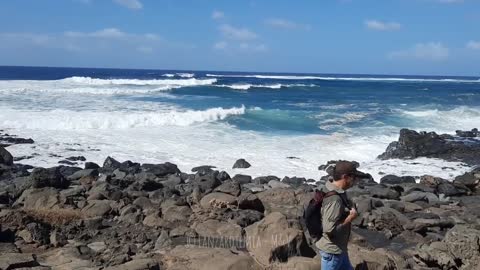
[281,177,306,188]
[104,258,160,270]
[245,212,313,265]
[223,209,264,227]
[268,180,291,189]
[416,224,480,270]
[0,146,13,166]
[29,167,69,189]
[232,174,252,184]
[256,188,298,218]
[66,169,98,181]
[84,162,100,170]
[102,156,122,171]
[214,180,241,196]
[369,185,401,200]
[200,192,237,209]
[237,193,265,212]
[16,188,60,210]
[81,200,113,217]
[378,128,480,165]
[194,219,243,239]
[253,175,279,185]
[141,162,180,177]
[162,246,257,270]
[232,158,251,169]
[0,253,39,269]
[193,170,222,192]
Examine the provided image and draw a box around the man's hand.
[343,208,358,225]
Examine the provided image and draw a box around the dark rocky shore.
[0,129,479,270]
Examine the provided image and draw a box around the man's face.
[345,175,356,189]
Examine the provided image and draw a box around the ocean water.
[1,66,479,181]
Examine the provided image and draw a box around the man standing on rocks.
[316,161,359,270]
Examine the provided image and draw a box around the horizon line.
[0,64,478,79]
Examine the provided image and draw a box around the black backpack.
[301,190,339,244]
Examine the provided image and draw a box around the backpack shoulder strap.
[323,191,352,210]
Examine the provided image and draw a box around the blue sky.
[0,0,479,76]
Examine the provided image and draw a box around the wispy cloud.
[365,20,402,31]
[113,0,142,10]
[466,41,480,49]
[388,42,449,61]
[212,10,225,20]
[219,24,257,41]
[265,18,311,31]
[65,28,127,38]
[0,28,162,53]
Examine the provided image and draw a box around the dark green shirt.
[315,181,351,254]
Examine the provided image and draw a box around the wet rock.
[66,156,86,162]
[378,128,480,165]
[232,158,251,169]
[456,128,479,138]
[380,174,416,185]
[369,185,401,200]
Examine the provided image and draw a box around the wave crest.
[0,106,246,130]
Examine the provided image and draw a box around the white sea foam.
[215,83,311,90]
[0,77,217,95]
[0,106,245,130]
[162,73,175,77]
[206,74,480,83]
[176,73,195,78]
[398,106,480,133]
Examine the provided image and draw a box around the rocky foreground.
[0,129,479,270]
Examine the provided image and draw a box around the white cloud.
[365,20,402,31]
[113,0,142,10]
[65,28,126,38]
[466,41,480,50]
[219,24,257,41]
[212,10,225,20]
[214,41,228,50]
[388,42,449,61]
[265,18,311,31]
